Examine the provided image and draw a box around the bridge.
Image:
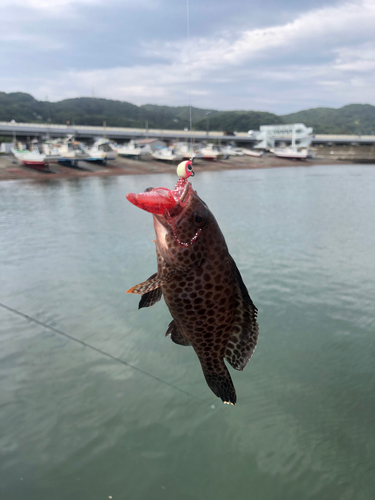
[1,121,375,146]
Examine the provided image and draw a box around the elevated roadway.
[1,121,375,146]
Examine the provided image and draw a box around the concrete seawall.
[313,144,375,163]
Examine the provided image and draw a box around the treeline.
[0,92,218,130]
[1,92,374,135]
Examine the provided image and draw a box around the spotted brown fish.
[126,162,259,405]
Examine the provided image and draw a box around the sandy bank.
[0,153,364,182]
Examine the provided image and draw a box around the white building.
[254,124,313,150]
[1,142,13,154]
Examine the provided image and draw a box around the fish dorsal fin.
[225,255,259,371]
[126,271,176,295]
[165,320,190,346]
[138,274,163,309]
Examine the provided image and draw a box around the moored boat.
[201,143,224,160]
[152,147,184,162]
[117,140,143,158]
[11,147,50,171]
[242,148,264,157]
[41,140,61,161]
[58,135,89,165]
[174,142,204,160]
[272,147,309,160]
[85,138,117,164]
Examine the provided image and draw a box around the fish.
[126,162,259,405]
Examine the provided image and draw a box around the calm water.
[1,165,374,500]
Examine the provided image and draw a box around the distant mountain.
[194,110,283,133]
[0,92,218,130]
[1,92,375,135]
[281,104,375,135]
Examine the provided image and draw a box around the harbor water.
[1,165,374,500]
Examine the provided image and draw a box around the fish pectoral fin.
[127,271,176,295]
[201,360,236,405]
[165,320,190,346]
[139,287,162,309]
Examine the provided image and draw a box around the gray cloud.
[0,0,374,113]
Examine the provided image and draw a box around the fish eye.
[193,211,206,227]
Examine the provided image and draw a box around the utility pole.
[205,111,211,137]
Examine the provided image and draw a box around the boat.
[270,124,312,160]
[41,140,61,161]
[152,147,184,162]
[11,147,50,171]
[220,146,238,157]
[174,142,204,160]
[85,138,117,164]
[232,147,245,156]
[58,135,89,165]
[201,143,224,160]
[272,147,309,160]
[117,140,143,158]
[242,148,264,157]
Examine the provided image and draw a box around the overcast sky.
[1,0,374,114]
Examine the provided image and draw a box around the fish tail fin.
[202,363,237,405]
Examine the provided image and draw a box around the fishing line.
[0,301,208,404]
[186,0,193,152]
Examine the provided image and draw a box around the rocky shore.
[0,153,366,182]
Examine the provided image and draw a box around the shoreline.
[0,154,372,182]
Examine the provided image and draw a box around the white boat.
[58,135,89,164]
[221,146,238,156]
[272,147,309,160]
[242,148,264,157]
[174,142,203,160]
[271,125,311,160]
[117,140,143,158]
[201,144,224,160]
[152,147,183,162]
[86,138,117,164]
[11,147,49,170]
[41,140,61,161]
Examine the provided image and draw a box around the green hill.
[194,110,283,133]
[0,92,218,130]
[281,104,375,135]
[1,92,375,134]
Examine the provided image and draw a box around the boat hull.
[272,147,309,160]
[20,160,49,170]
[242,149,264,157]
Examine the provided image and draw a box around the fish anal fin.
[127,271,175,295]
[139,287,162,309]
[201,360,236,405]
[165,320,190,346]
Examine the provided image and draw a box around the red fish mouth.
[127,180,202,247]
[126,180,191,215]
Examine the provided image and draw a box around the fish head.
[127,180,226,271]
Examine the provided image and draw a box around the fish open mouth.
[126,179,192,215]
[127,180,200,247]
